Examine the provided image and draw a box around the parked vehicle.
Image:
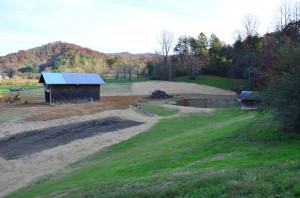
[151,89,170,99]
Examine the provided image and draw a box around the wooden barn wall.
[50,85,100,104]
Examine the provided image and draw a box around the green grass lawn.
[104,75,246,91]
[103,77,147,84]
[101,77,147,95]
[8,108,300,197]
[173,75,247,90]
[101,83,133,95]
[0,85,42,94]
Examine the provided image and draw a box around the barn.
[39,72,105,104]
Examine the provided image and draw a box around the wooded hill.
[0,41,152,79]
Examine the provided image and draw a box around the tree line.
[150,0,300,132]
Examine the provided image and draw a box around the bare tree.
[240,13,260,39]
[292,1,300,22]
[274,0,294,31]
[157,29,174,80]
[239,13,260,89]
[126,57,138,81]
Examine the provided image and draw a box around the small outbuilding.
[39,72,105,104]
[238,91,262,110]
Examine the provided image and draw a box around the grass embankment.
[173,75,247,90]
[139,103,179,117]
[8,108,300,197]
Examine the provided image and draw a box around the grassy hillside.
[8,108,300,197]
[173,75,247,90]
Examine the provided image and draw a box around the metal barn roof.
[239,91,261,101]
[39,72,106,85]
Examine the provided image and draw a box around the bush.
[264,65,300,132]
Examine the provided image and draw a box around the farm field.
[0,80,235,197]
[1,79,299,197]
[172,75,247,90]
[1,77,237,98]
[6,108,300,197]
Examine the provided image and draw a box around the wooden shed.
[238,91,261,110]
[39,72,105,104]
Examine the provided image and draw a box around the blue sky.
[0,0,284,56]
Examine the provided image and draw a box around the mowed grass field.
[103,75,246,91]
[0,85,42,95]
[8,108,300,197]
[173,75,247,90]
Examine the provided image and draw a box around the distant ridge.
[0,41,152,74]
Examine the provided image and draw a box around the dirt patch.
[0,117,143,160]
[0,95,143,123]
[22,95,143,122]
[0,109,159,197]
[132,81,236,95]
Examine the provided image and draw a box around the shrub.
[264,65,300,132]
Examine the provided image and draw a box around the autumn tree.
[231,35,246,79]
[173,35,192,77]
[208,34,222,62]
[196,32,209,56]
[126,56,138,81]
[188,36,200,79]
[173,32,210,79]
[205,34,222,75]
[193,32,209,77]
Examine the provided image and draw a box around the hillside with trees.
[149,2,298,88]
[0,41,151,80]
[149,1,300,132]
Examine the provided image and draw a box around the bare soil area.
[0,117,143,160]
[0,81,233,197]
[102,81,236,96]
[0,109,160,197]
